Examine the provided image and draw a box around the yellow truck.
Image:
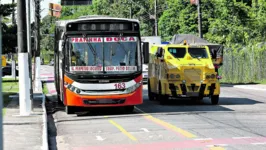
[146,41,220,105]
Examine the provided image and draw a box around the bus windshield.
[68,36,141,75]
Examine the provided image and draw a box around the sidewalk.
[233,84,266,91]
[3,93,48,150]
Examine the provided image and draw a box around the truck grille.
[184,69,201,82]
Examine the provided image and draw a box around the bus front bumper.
[63,86,143,107]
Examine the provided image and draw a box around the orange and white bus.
[54,16,148,114]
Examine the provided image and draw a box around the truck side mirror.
[156,47,163,58]
[142,42,149,64]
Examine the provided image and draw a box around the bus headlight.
[126,81,142,93]
[66,83,81,94]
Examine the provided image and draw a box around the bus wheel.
[124,106,134,113]
[148,79,156,101]
[57,94,63,105]
[65,106,76,114]
[158,82,168,105]
[211,95,219,105]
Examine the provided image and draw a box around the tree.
[1,3,17,54]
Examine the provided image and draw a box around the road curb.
[41,94,49,150]
[233,85,266,91]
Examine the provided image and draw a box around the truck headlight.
[170,74,175,79]
[206,75,210,79]
[211,74,216,79]
[126,81,142,93]
[176,74,180,78]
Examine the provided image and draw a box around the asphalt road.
[42,66,266,150]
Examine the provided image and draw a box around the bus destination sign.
[67,22,139,32]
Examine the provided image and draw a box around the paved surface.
[3,94,44,150]
[45,79,266,150]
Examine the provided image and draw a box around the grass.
[42,83,49,94]
[2,78,19,115]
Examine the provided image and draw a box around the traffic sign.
[61,0,92,6]
[49,3,62,18]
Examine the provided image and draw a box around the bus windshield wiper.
[85,36,99,66]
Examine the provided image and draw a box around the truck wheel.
[211,95,219,105]
[158,82,168,105]
[124,106,134,113]
[148,79,156,101]
[65,106,76,114]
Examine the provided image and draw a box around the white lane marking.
[194,138,213,141]
[232,137,251,139]
[134,107,146,114]
[96,136,105,141]
[140,128,150,132]
[251,142,266,145]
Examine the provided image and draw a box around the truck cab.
[146,42,220,105]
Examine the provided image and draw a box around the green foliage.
[39,0,266,83]
[0,3,16,17]
[1,4,17,54]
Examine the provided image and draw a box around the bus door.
[58,40,65,101]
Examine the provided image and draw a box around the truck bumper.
[165,82,220,97]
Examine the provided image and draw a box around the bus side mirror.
[142,42,149,64]
[59,40,64,59]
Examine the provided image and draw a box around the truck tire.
[148,79,156,101]
[157,82,169,105]
[65,106,76,114]
[211,95,219,105]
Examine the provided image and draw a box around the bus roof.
[55,16,140,27]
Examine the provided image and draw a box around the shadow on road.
[45,87,263,119]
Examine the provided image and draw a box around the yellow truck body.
[147,43,220,105]
[2,55,6,67]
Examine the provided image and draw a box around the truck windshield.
[188,48,208,58]
[168,47,186,58]
[68,36,140,75]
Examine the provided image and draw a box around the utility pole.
[17,0,31,115]
[129,2,132,19]
[26,0,33,110]
[197,0,203,38]
[0,1,3,148]
[34,0,41,92]
[154,0,158,36]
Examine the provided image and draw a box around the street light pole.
[197,0,203,38]
[17,0,31,115]
[0,1,4,149]
[26,0,33,111]
[154,0,158,36]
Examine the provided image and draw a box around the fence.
[219,44,266,83]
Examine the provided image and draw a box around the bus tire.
[211,95,219,105]
[124,106,134,113]
[148,79,156,101]
[158,82,168,105]
[65,106,76,114]
[57,94,63,105]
